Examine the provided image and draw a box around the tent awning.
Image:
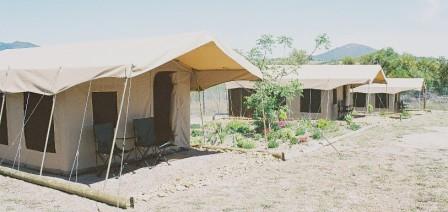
[225,65,387,91]
[352,78,425,94]
[0,32,262,95]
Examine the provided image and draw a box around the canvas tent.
[351,78,425,112]
[0,32,261,174]
[225,81,256,117]
[225,65,387,119]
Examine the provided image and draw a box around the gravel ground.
[1,111,448,211]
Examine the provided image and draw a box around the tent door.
[153,72,174,145]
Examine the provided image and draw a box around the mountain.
[313,43,376,61]
[0,41,38,51]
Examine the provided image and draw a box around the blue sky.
[1,0,447,57]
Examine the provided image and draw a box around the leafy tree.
[309,33,331,60]
[286,48,309,65]
[277,36,293,57]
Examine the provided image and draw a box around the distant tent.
[225,65,387,120]
[0,32,261,174]
[352,78,426,111]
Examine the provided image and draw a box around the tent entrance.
[153,72,174,145]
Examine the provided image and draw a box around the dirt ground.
[1,111,448,211]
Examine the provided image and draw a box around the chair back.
[133,118,156,147]
[93,123,115,154]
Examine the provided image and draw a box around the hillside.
[0,41,38,51]
[314,43,376,61]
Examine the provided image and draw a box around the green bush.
[298,118,312,129]
[191,129,203,137]
[367,104,374,113]
[268,139,279,148]
[289,137,298,145]
[235,135,255,149]
[295,127,307,136]
[349,122,361,131]
[267,131,279,142]
[226,120,252,134]
[277,128,295,141]
[316,119,331,129]
[191,123,201,129]
[344,113,353,125]
[311,128,322,140]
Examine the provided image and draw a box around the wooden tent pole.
[39,95,57,176]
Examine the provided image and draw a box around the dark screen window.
[300,89,321,113]
[375,93,388,108]
[353,93,367,107]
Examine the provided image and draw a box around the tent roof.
[352,78,425,94]
[0,32,261,95]
[225,80,256,90]
[225,65,387,90]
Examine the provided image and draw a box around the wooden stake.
[191,144,286,161]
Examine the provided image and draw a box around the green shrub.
[311,128,322,140]
[226,120,252,134]
[267,131,279,142]
[278,108,288,121]
[298,118,312,129]
[205,122,226,144]
[344,113,353,125]
[289,137,298,145]
[367,104,374,113]
[191,129,203,137]
[268,139,279,148]
[316,119,331,129]
[277,128,295,141]
[295,127,307,136]
[235,135,255,149]
[191,123,201,129]
[349,122,361,131]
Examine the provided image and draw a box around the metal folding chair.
[133,117,174,166]
[93,122,133,176]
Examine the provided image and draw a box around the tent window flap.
[24,93,55,153]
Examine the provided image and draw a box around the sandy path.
[1,111,448,211]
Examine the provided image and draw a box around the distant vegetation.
[357,48,448,94]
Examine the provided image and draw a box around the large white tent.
[351,78,425,112]
[0,32,261,174]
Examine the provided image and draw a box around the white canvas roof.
[225,65,387,90]
[352,78,425,94]
[225,80,256,90]
[0,32,262,95]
